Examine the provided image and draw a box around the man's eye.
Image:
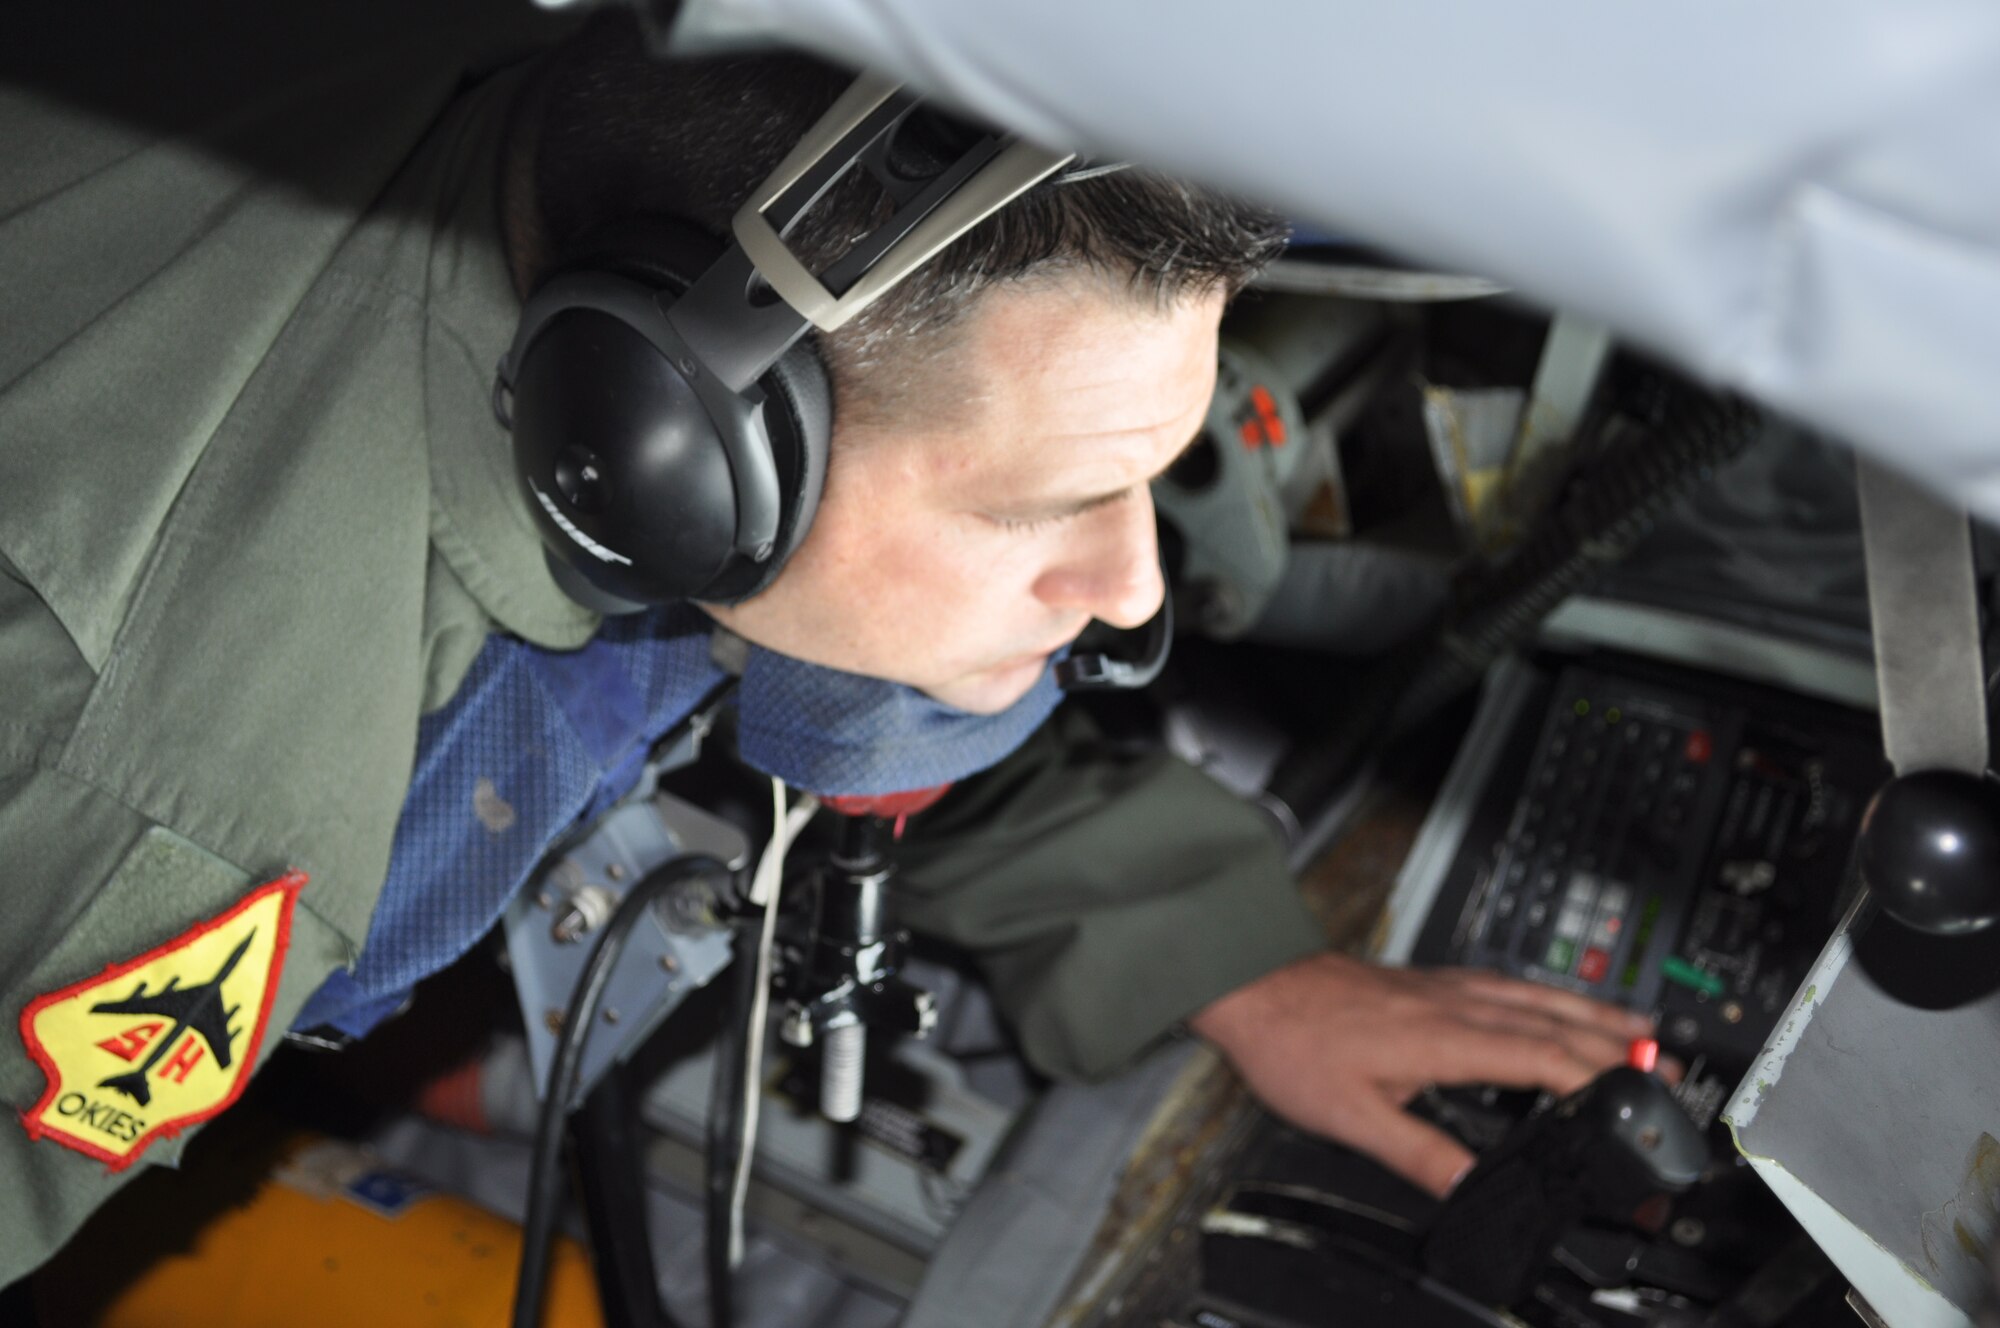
[984,490,1129,534]
[986,512,1066,534]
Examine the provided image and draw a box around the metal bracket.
[506,790,750,1110]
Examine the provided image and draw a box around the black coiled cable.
[1267,368,1763,842]
[1397,372,1764,720]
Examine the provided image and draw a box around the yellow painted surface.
[95,1137,604,1328]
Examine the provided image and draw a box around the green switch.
[1660,955,1725,998]
[1544,938,1578,974]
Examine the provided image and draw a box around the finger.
[1421,1023,1605,1097]
[1342,1097,1479,1199]
[1444,969,1655,1037]
[1453,1005,1633,1073]
[1446,967,1653,1034]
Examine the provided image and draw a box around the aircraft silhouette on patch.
[89,929,254,1108]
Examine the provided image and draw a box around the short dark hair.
[532,17,1287,426]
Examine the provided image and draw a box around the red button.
[1684,730,1713,765]
[1627,1037,1660,1073]
[1577,947,1611,983]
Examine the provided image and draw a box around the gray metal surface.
[901,1041,1209,1328]
[643,1027,1017,1257]
[1510,314,1612,478]
[1856,456,1988,776]
[1492,313,1613,544]
[505,792,748,1109]
[1540,597,1879,711]
[1727,914,2000,1320]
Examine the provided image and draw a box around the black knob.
[1858,769,2000,935]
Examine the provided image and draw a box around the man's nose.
[1034,491,1165,630]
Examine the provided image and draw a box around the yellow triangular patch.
[19,872,305,1170]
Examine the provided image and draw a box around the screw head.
[1670,1217,1706,1246]
[544,1009,564,1034]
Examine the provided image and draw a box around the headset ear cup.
[572,217,833,601]
[520,215,831,605]
[699,339,832,603]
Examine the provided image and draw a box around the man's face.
[704,281,1225,714]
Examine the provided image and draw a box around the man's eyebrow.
[993,428,1206,520]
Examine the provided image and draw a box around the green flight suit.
[0,0,1322,1283]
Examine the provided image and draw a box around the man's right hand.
[1188,951,1665,1198]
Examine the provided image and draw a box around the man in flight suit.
[0,0,1648,1281]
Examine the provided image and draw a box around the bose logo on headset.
[494,73,1171,692]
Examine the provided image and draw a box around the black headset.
[495,73,1171,691]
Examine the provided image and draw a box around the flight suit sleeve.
[0,568,350,1287]
[894,704,1328,1083]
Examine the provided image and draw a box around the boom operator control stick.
[777,787,947,1123]
[1423,1039,1707,1308]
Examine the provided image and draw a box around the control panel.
[1112,650,1891,1328]
[1409,654,1887,1086]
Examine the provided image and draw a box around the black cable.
[702,917,764,1328]
[512,853,731,1328]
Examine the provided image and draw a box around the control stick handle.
[1422,1060,1706,1308]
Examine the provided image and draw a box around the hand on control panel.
[1188,951,1664,1198]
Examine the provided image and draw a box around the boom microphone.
[1055,594,1173,693]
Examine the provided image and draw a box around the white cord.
[728,779,818,1268]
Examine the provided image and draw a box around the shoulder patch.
[18,872,307,1170]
